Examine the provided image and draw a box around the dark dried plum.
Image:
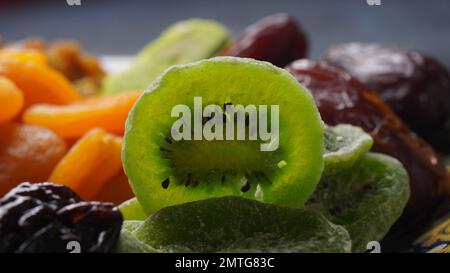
[57,202,122,252]
[0,182,122,253]
[221,13,308,67]
[3,182,82,210]
[324,43,450,149]
[286,59,450,250]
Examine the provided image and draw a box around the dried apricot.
[0,48,47,65]
[94,170,134,205]
[0,61,80,108]
[0,123,68,196]
[23,91,140,138]
[49,129,122,200]
[0,77,24,123]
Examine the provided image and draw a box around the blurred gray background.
[1,0,449,67]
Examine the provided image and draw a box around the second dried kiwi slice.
[123,57,324,213]
[103,19,229,95]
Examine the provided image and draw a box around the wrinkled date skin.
[324,43,450,150]
[286,60,450,250]
[221,13,308,67]
[0,182,122,253]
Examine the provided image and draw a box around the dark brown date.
[324,43,450,150]
[221,13,308,67]
[286,59,450,250]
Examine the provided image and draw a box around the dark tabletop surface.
[1,0,450,67]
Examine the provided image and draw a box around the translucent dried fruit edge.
[0,182,122,253]
[49,129,122,200]
[0,123,68,196]
[23,91,141,139]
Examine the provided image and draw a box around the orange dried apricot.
[0,77,24,123]
[48,129,122,200]
[0,48,47,65]
[94,169,134,205]
[23,91,140,138]
[0,123,68,196]
[0,60,80,108]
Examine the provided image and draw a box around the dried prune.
[221,13,308,67]
[286,59,450,250]
[0,182,122,253]
[324,43,450,149]
[3,181,81,210]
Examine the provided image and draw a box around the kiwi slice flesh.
[119,197,147,221]
[123,57,324,214]
[127,197,351,253]
[323,124,373,174]
[307,153,410,252]
[103,19,230,95]
[120,123,373,221]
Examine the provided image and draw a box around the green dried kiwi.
[119,197,147,221]
[103,19,230,95]
[323,124,373,174]
[306,153,410,252]
[122,220,143,233]
[115,229,156,253]
[123,57,324,214]
[115,220,156,253]
[119,124,371,220]
[131,196,351,253]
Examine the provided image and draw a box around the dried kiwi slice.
[103,19,229,95]
[115,229,156,253]
[119,123,372,221]
[323,124,373,174]
[119,197,147,221]
[123,57,324,214]
[126,197,351,253]
[307,153,410,252]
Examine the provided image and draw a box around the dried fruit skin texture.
[0,61,80,108]
[221,13,308,67]
[132,197,351,253]
[0,182,122,253]
[23,91,140,138]
[286,59,450,249]
[0,77,24,123]
[324,43,450,149]
[307,153,410,252]
[49,129,122,200]
[0,123,68,196]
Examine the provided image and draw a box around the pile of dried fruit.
[0,13,449,253]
